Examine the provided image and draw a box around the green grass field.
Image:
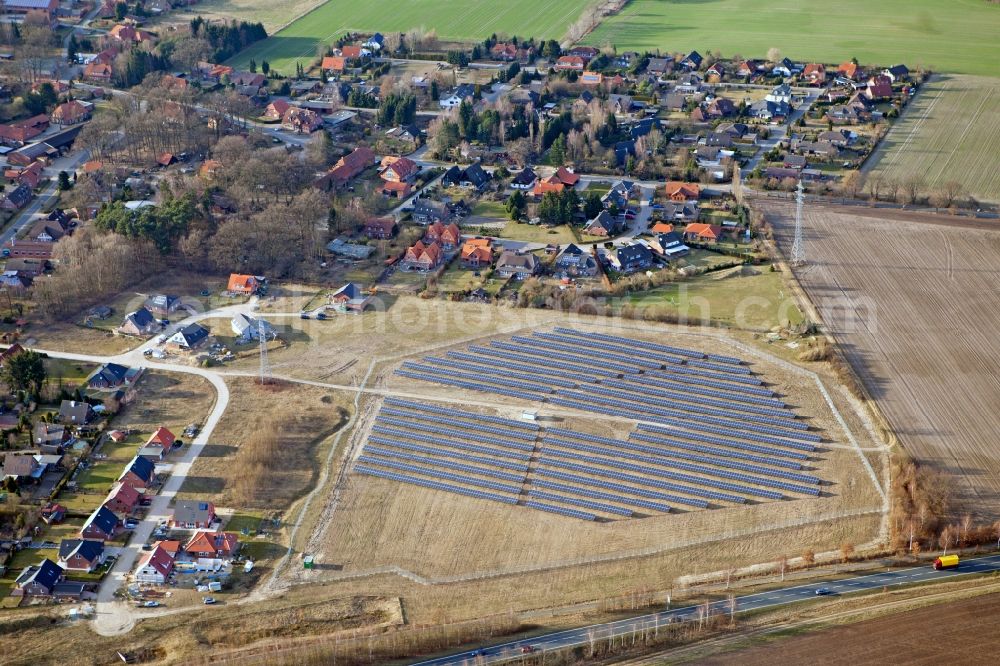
[229,0,594,74]
[585,0,1000,77]
[868,75,1000,202]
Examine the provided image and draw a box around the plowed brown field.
[766,203,1000,514]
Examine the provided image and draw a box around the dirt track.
[698,592,1000,665]
[766,202,1000,514]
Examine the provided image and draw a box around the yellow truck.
[933,554,960,570]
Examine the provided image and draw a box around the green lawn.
[229,0,598,74]
[75,460,121,494]
[470,200,507,219]
[585,0,1000,77]
[497,222,579,245]
[626,267,803,331]
[436,265,485,293]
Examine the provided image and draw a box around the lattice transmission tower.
[790,180,806,266]
[257,317,270,385]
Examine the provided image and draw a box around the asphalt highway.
[412,553,1000,665]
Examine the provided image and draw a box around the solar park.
[354,327,830,522]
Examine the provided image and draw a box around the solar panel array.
[371,328,831,520]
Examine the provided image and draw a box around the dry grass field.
[868,75,1000,202]
[766,202,1000,516]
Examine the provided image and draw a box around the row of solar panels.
[400,362,555,395]
[369,435,530,471]
[384,397,539,431]
[554,327,744,365]
[375,415,536,452]
[371,426,533,462]
[381,406,538,442]
[395,369,542,402]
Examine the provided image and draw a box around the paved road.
[0,149,91,247]
[412,553,1000,665]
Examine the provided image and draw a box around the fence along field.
[584,0,1000,78]
[868,75,1000,203]
[228,0,594,74]
[765,202,1000,516]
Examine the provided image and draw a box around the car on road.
[520,645,537,653]
[202,597,216,605]
[815,587,835,596]
[123,520,138,529]
[142,600,160,608]
[300,312,310,319]
[272,136,283,143]
[316,311,327,320]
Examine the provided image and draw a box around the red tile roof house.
[137,426,176,461]
[364,217,397,239]
[103,481,141,515]
[51,100,91,126]
[865,75,893,100]
[533,176,565,196]
[282,106,324,133]
[135,543,175,584]
[554,55,585,71]
[802,63,827,84]
[227,273,262,295]
[184,531,241,560]
[40,502,66,524]
[400,240,444,271]
[170,500,217,529]
[380,180,412,199]
[380,156,419,182]
[683,222,724,243]
[0,114,49,145]
[460,238,493,268]
[261,99,290,122]
[423,221,461,249]
[83,62,113,83]
[554,166,580,187]
[314,146,376,191]
[663,181,701,202]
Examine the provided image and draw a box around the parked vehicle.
[143,600,160,608]
[933,555,960,570]
[202,597,216,605]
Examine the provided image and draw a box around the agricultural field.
[152,0,327,33]
[228,0,596,74]
[765,202,1000,516]
[585,0,1000,78]
[867,75,1000,203]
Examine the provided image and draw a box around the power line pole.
[791,179,806,266]
[257,317,270,385]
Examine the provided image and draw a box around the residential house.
[103,481,141,514]
[771,58,796,78]
[630,117,662,141]
[460,238,493,268]
[661,92,688,112]
[170,500,217,529]
[749,99,790,121]
[602,180,637,210]
[282,106,323,133]
[118,455,156,490]
[58,400,94,425]
[580,72,603,86]
[167,323,209,350]
[2,183,32,210]
[400,240,444,271]
[646,58,673,77]
[230,313,273,344]
[511,168,537,190]
[865,75,893,100]
[693,97,737,121]
[553,167,580,188]
[424,221,461,249]
[329,283,372,313]
[364,217,397,239]
[40,502,66,524]
[0,343,25,367]
[363,33,385,51]
[802,63,826,85]
[458,163,490,190]
[567,46,599,61]
[146,294,180,316]
[83,62,113,83]
[315,146,376,191]
[262,99,290,122]
[231,71,265,87]
[384,125,421,149]
[33,423,69,454]
[609,94,635,114]
[648,231,690,259]
[674,72,703,93]
[680,51,703,70]
[88,362,131,390]
[495,251,539,279]
[609,244,653,273]
[2,454,41,481]
[108,23,154,45]
[818,129,853,147]
[80,505,121,541]
[883,64,909,82]
[227,273,263,295]
[58,539,105,572]
[583,211,621,238]
[705,62,726,81]
[438,84,475,109]
[554,56,585,72]
[0,114,49,145]
[412,199,448,224]
[120,307,159,337]
[135,543,174,584]
[184,531,241,560]
[51,100,91,125]
[683,222,724,243]
[736,59,761,78]
[380,156,419,182]
[555,244,598,277]
[837,61,860,80]
[140,426,176,457]
[12,559,64,597]
[663,181,701,202]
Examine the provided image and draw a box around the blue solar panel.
[631,427,809,461]
[368,435,530,471]
[523,500,597,521]
[395,369,544,402]
[553,327,708,360]
[370,427,532,461]
[534,331,688,366]
[383,397,539,431]
[650,365,764,387]
[528,490,633,517]
[365,446,528,483]
[539,448,776,500]
[358,455,524,494]
[686,359,752,375]
[468,345,617,379]
[606,375,780,407]
[638,419,819,449]
[355,465,518,505]
[424,356,579,389]
[516,334,663,370]
[401,362,555,394]
[447,350,601,385]
[533,468,709,509]
[491,340,639,375]
[375,416,536,451]
[381,407,539,441]
[532,479,671,513]
[542,437,817,494]
[548,426,803,470]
